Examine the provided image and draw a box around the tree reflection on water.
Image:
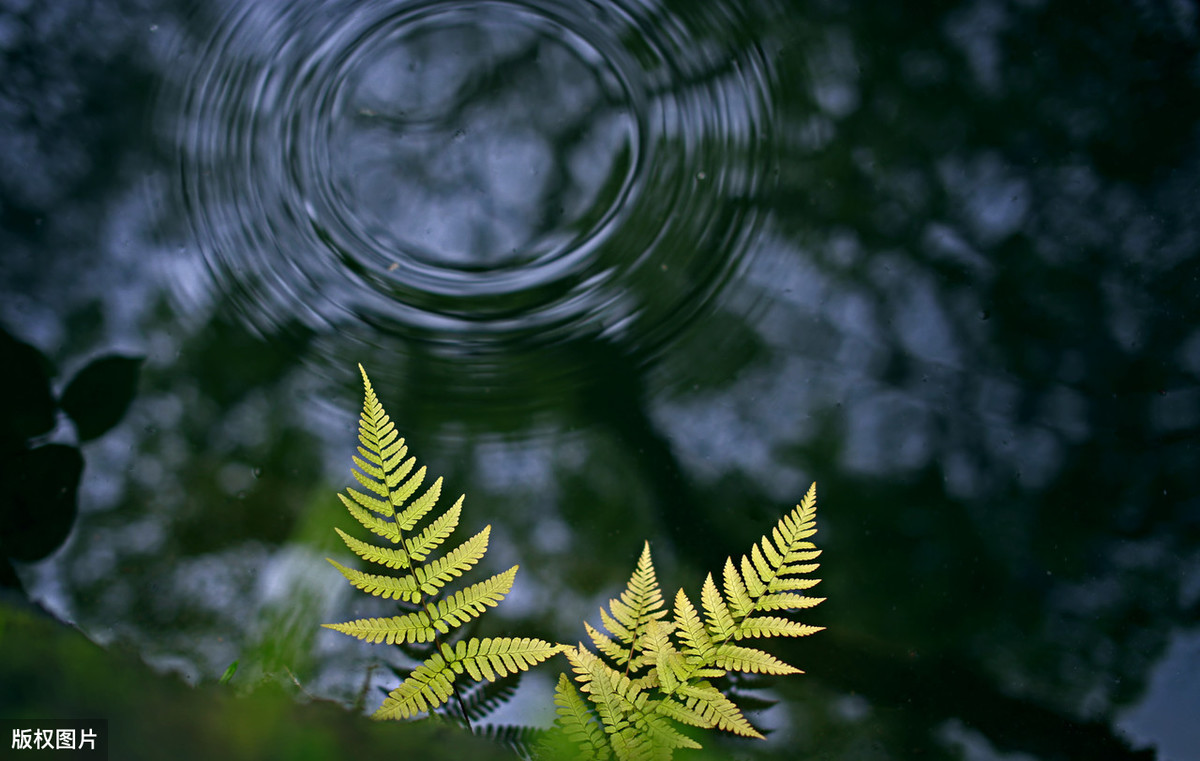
[0,0,1196,759]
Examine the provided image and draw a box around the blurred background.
[1,0,1198,758]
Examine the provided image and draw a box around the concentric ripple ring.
[163,0,778,355]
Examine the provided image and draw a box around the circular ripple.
[164,0,777,358]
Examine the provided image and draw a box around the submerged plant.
[323,365,825,759]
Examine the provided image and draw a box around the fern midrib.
[359,368,472,723]
[361,374,415,565]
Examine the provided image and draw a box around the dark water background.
[2,0,1199,758]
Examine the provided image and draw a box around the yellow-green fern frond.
[373,647,455,720]
[321,610,437,645]
[334,527,410,569]
[336,493,402,544]
[675,682,762,739]
[350,365,403,518]
[653,697,712,730]
[599,608,634,646]
[443,637,567,682]
[671,590,714,665]
[585,621,632,667]
[328,369,829,759]
[411,526,490,596]
[642,620,687,693]
[753,591,824,612]
[767,576,822,592]
[699,573,736,642]
[566,647,635,720]
[405,496,463,562]
[325,365,569,727]
[326,558,421,601]
[721,558,753,619]
[343,485,393,518]
[395,473,440,531]
[708,486,825,640]
[712,643,800,675]
[351,443,410,491]
[612,543,667,634]
[388,463,426,511]
[427,565,518,633]
[637,712,702,753]
[565,647,650,757]
[555,483,827,759]
[565,644,701,761]
[734,615,823,640]
[553,672,613,760]
[593,542,667,673]
[375,637,565,720]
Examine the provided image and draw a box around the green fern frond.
[554,483,827,759]
[321,610,437,645]
[699,573,736,642]
[325,365,570,727]
[712,643,800,675]
[326,558,421,601]
[592,542,668,674]
[405,496,463,562]
[395,472,440,530]
[585,621,633,667]
[565,647,659,761]
[375,638,566,720]
[334,527,410,569]
[427,565,518,633]
[674,682,762,739]
[411,526,490,595]
[445,637,567,683]
[733,615,823,640]
[373,647,455,720]
[670,590,714,664]
[553,672,613,760]
[336,493,402,543]
[637,711,701,755]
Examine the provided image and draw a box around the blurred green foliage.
[0,600,511,761]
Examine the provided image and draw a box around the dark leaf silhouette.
[0,328,56,450]
[59,355,143,442]
[0,444,83,562]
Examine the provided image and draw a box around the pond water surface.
[1,1,1198,759]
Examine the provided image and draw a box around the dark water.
[2,0,1198,758]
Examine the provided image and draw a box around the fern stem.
[451,677,474,731]
[428,629,473,731]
